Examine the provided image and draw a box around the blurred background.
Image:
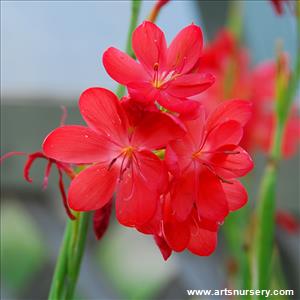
[1,1,299,299]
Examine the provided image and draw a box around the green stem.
[227,0,243,42]
[252,7,300,293]
[64,213,90,299]
[48,213,90,300]
[116,0,142,98]
[48,219,73,300]
[253,163,277,292]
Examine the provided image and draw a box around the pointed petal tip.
[93,201,113,240]
[189,22,201,30]
[162,252,172,261]
[154,234,172,261]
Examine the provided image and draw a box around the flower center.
[108,146,135,171]
[192,150,202,159]
[191,149,241,184]
[152,63,179,89]
[121,146,134,157]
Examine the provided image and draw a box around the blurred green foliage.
[96,222,176,300]
[1,200,47,294]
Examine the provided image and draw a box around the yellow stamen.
[122,146,134,157]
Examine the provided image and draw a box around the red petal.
[184,107,206,149]
[68,163,118,211]
[165,143,181,175]
[206,100,253,132]
[170,173,195,221]
[188,220,217,256]
[166,109,206,172]
[132,21,167,73]
[157,91,201,114]
[103,47,149,84]
[116,151,164,226]
[166,137,197,177]
[121,96,159,127]
[196,170,229,222]
[132,112,186,149]
[166,73,215,98]
[116,169,158,227]
[162,193,190,251]
[222,179,248,211]
[163,217,190,252]
[136,150,167,191]
[198,217,219,232]
[154,234,172,261]
[209,145,254,179]
[179,102,207,121]
[127,81,159,103]
[79,87,129,143]
[167,24,203,74]
[203,120,243,151]
[137,201,162,235]
[93,201,113,240]
[43,125,116,164]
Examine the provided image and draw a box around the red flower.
[243,61,300,157]
[43,87,185,227]
[195,29,300,158]
[1,151,76,219]
[103,21,215,116]
[136,100,253,259]
[165,100,253,223]
[138,192,218,258]
[195,29,249,115]
[162,194,218,256]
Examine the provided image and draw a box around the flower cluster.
[194,29,300,157]
[41,22,254,259]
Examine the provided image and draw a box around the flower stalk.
[48,212,90,300]
[48,218,73,300]
[65,212,90,299]
[148,0,169,23]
